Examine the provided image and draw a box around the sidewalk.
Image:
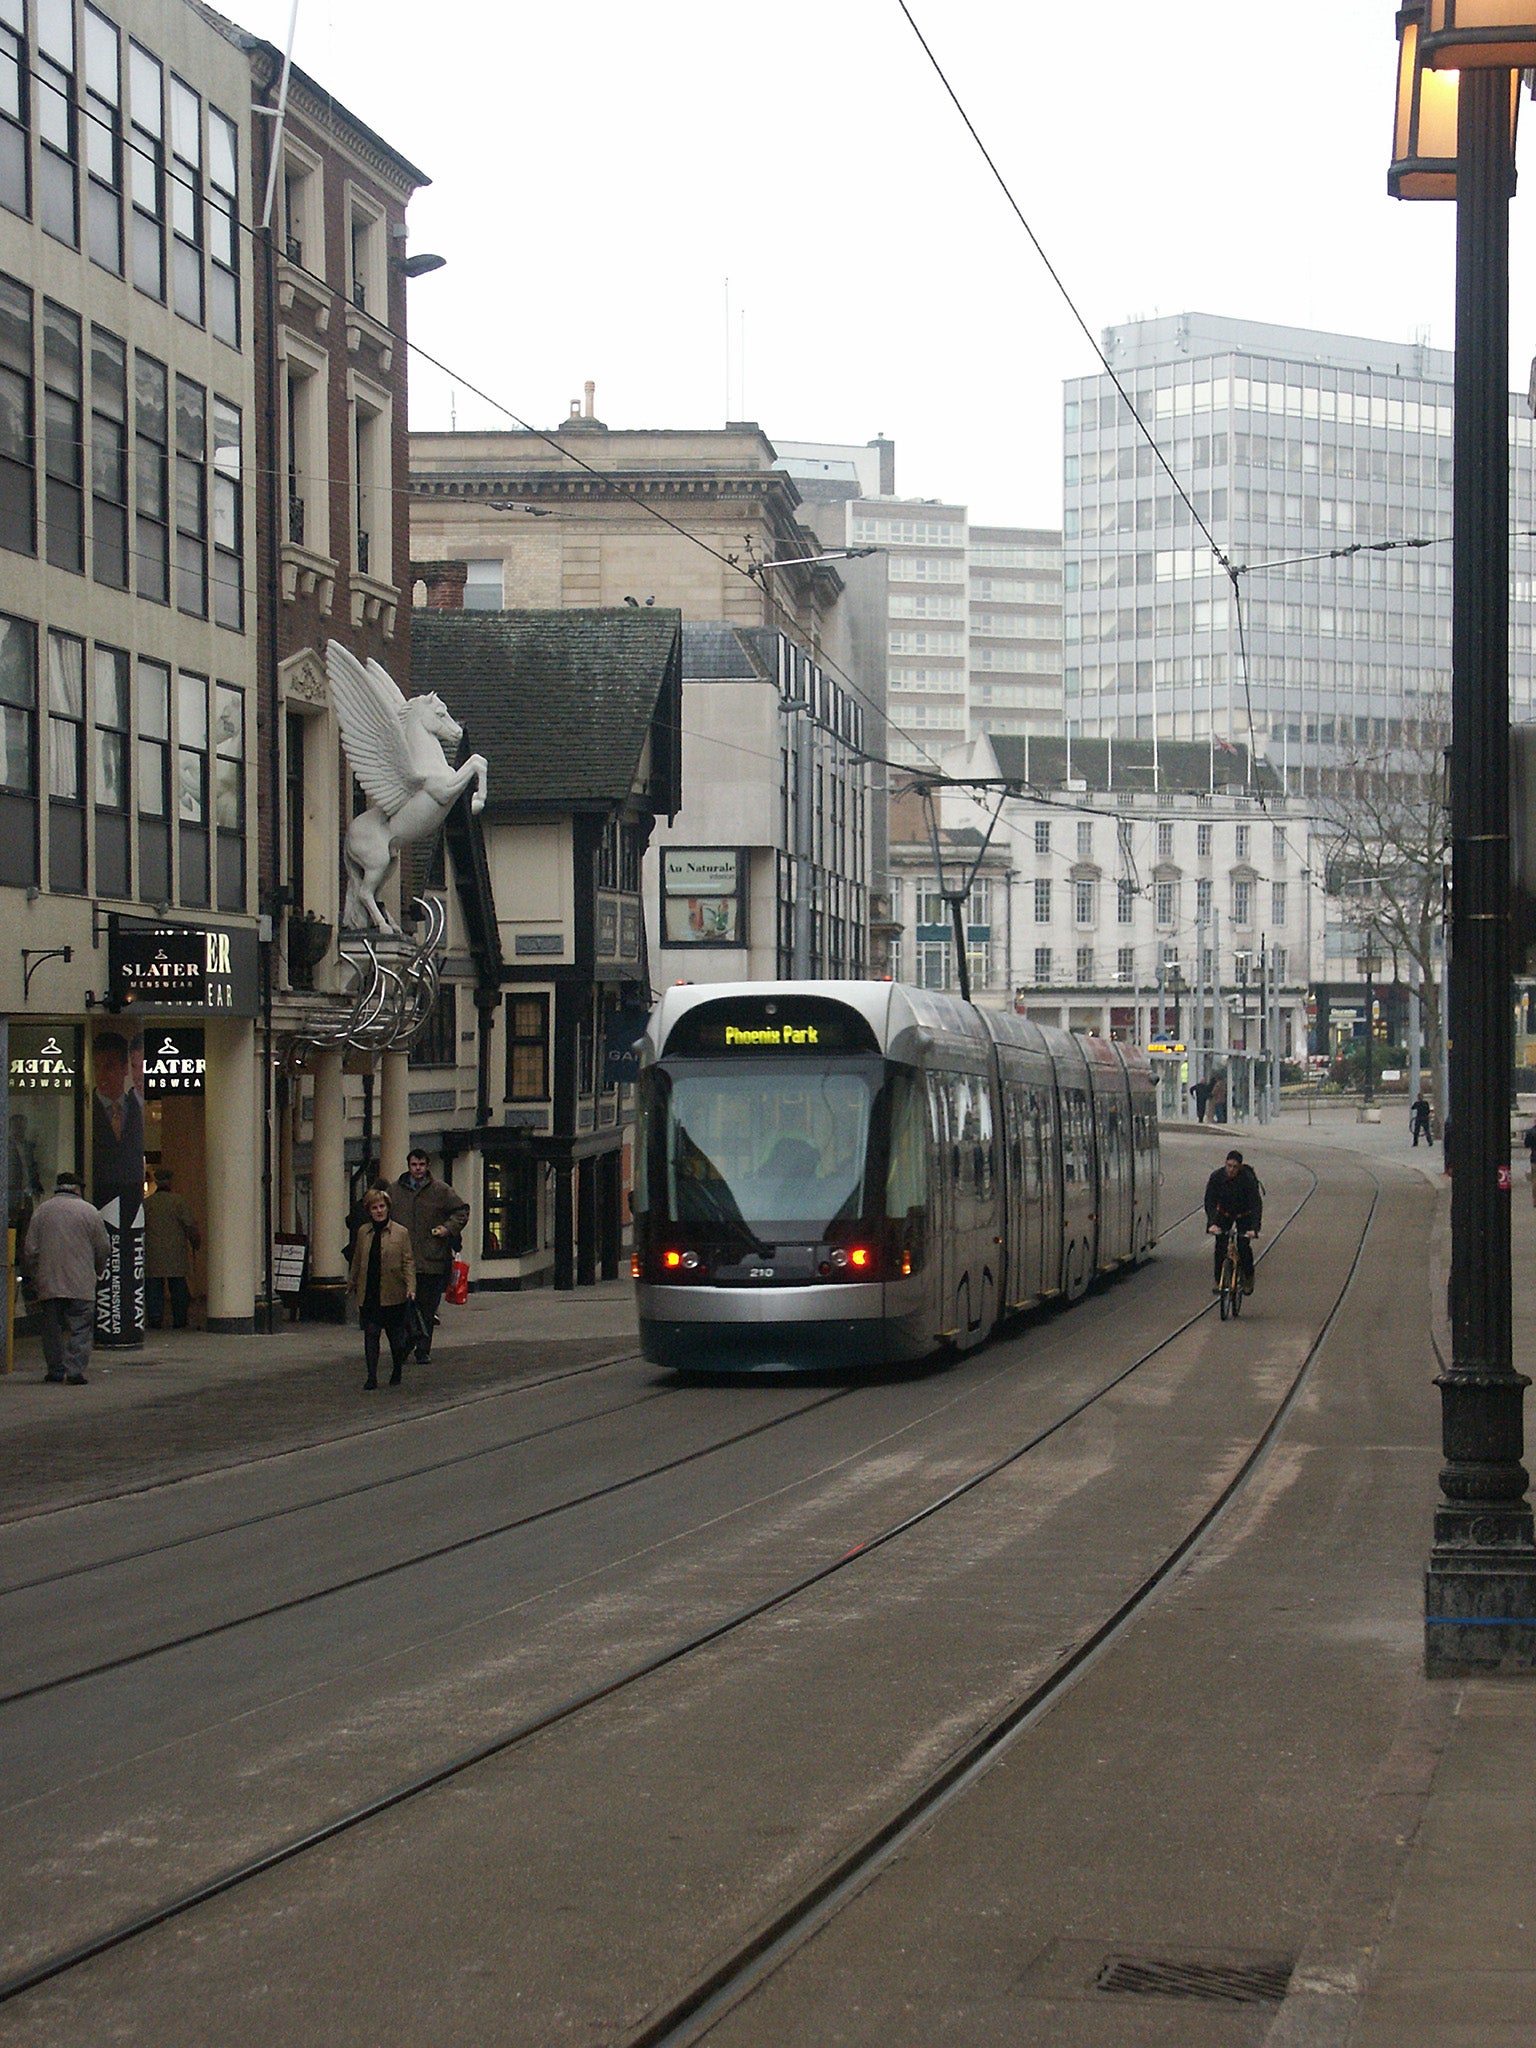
[0,1275,640,1429]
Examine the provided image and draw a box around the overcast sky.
[231,1,1521,526]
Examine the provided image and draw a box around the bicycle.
[1214,1226,1251,1320]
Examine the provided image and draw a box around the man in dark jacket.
[392,1150,469,1363]
[1205,1149,1263,1295]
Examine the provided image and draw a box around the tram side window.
[1063,1088,1090,1184]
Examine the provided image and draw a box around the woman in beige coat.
[346,1185,417,1389]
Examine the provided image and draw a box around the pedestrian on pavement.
[22,1172,109,1384]
[1192,1077,1212,1123]
[1209,1071,1228,1125]
[1524,1118,1536,1206]
[346,1185,416,1390]
[392,1149,469,1364]
[1410,1094,1434,1146]
[144,1169,200,1328]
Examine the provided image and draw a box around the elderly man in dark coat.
[23,1172,110,1383]
[391,1149,469,1364]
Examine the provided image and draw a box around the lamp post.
[1356,937,1383,1114]
[1391,2,1536,1674]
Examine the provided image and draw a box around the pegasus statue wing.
[326,641,421,817]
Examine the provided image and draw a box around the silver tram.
[632,981,1159,1372]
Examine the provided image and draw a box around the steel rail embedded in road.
[0,1189,1293,2011]
[0,1346,648,1528]
[627,1165,1381,2048]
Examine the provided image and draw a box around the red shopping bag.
[445,1257,470,1305]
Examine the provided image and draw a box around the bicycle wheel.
[1230,1273,1243,1317]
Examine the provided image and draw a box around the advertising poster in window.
[7,1025,80,1240]
[89,1020,145,1346]
[661,848,744,948]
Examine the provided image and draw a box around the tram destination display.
[663,994,880,1059]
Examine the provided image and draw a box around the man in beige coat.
[23,1173,110,1384]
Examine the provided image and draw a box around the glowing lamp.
[849,1247,871,1269]
[663,1250,683,1269]
[1421,0,1536,67]
[1390,3,1461,196]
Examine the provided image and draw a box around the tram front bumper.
[637,1279,926,1371]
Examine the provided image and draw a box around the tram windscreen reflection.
[664,1069,873,1231]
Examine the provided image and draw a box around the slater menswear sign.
[108,917,259,1016]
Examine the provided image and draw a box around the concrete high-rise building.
[1062,312,1536,789]
[777,442,1064,763]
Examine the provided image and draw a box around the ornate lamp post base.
[1425,1374,1536,1676]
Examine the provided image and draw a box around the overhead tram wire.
[43,71,952,784]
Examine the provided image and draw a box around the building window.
[483,1155,539,1259]
[1196,876,1212,919]
[1117,945,1135,984]
[169,74,201,324]
[463,559,503,610]
[46,629,84,890]
[1074,878,1094,924]
[409,983,456,1068]
[1272,825,1287,865]
[0,609,36,885]
[1155,879,1176,927]
[136,656,169,901]
[1273,945,1288,981]
[1076,944,1094,985]
[1232,878,1252,927]
[42,299,81,572]
[1235,823,1250,860]
[349,198,379,311]
[35,0,75,246]
[211,397,241,629]
[90,325,126,586]
[1117,877,1134,924]
[207,105,237,345]
[1033,876,1051,923]
[1033,945,1053,983]
[92,643,128,896]
[1156,820,1174,859]
[83,4,119,272]
[128,41,162,299]
[1271,880,1287,924]
[0,0,28,220]
[1077,820,1092,859]
[1197,820,1212,857]
[351,383,387,579]
[134,351,167,600]
[505,994,550,1101]
[213,681,243,910]
[1034,818,1050,854]
[0,270,33,555]
[174,374,205,615]
[176,669,207,905]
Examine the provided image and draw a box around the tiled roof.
[988,735,1281,795]
[410,608,682,816]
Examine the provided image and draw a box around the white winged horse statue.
[325,642,488,932]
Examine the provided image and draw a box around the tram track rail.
[0,1180,1306,2008]
[0,1345,647,1530]
[628,1161,1382,2048]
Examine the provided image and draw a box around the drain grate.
[1097,1954,1294,2006]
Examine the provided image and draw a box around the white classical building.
[928,737,1326,1067]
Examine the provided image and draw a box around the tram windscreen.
[660,1065,875,1234]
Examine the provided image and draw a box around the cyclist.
[1205,1148,1263,1297]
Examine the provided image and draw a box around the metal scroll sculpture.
[279,896,446,1070]
[325,641,487,933]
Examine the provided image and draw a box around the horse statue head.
[407,692,464,754]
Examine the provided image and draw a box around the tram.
[632,981,1159,1372]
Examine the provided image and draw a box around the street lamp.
[1390,5,1536,1675]
[1355,937,1383,1110]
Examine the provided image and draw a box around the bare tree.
[1315,709,1448,1112]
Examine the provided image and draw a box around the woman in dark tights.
[346,1185,417,1389]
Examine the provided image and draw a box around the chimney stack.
[410,559,468,610]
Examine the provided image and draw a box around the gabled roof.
[988,734,1281,796]
[411,608,683,819]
